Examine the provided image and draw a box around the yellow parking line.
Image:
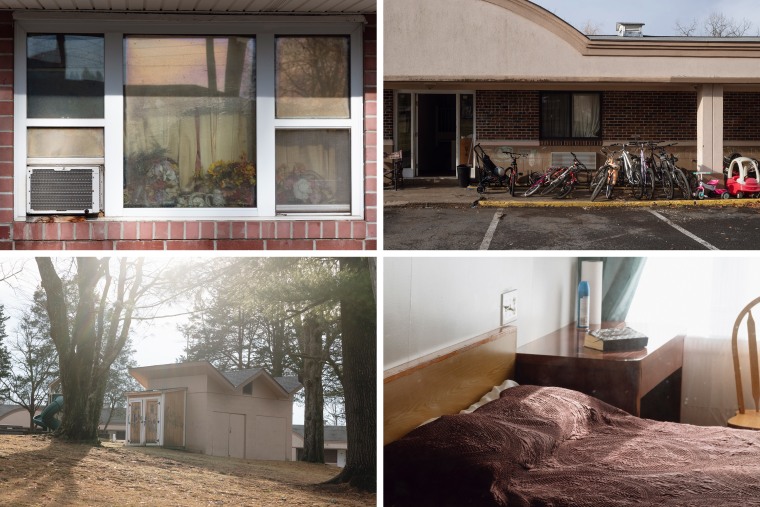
[477,198,760,209]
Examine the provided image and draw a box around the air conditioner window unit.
[27,166,103,215]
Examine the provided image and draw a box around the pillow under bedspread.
[384,385,760,507]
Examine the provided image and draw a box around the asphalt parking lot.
[383,205,760,250]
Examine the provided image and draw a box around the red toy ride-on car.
[725,157,760,198]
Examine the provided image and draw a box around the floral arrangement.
[124,147,181,207]
[276,163,334,205]
[205,155,256,207]
[206,155,256,190]
[125,149,257,208]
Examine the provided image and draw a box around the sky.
[530,0,760,36]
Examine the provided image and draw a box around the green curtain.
[578,257,647,322]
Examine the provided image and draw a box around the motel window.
[540,92,601,139]
[15,16,364,220]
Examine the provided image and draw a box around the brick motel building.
[384,0,760,186]
[0,1,376,250]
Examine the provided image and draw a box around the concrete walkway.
[383,177,760,209]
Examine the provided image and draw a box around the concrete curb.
[476,197,760,209]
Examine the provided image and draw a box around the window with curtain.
[124,36,256,208]
[274,36,352,213]
[17,21,362,219]
[540,92,601,139]
[275,129,350,212]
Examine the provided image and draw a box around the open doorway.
[417,94,456,176]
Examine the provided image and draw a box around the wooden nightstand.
[515,323,685,422]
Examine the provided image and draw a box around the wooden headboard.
[383,326,517,445]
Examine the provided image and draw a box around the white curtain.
[572,93,601,138]
[627,257,760,426]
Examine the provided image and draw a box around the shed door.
[211,412,245,458]
[128,401,142,444]
[211,412,229,457]
[145,399,159,444]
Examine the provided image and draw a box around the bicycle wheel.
[642,167,655,199]
[524,179,543,197]
[556,180,574,198]
[630,169,644,199]
[685,171,698,198]
[540,170,566,196]
[605,183,614,199]
[660,169,673,200]
[508,169,516,196]
[590,167,607,201]
[672,168,690,199]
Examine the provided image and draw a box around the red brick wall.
[383,89,393,141]
[475,90,539,140]
[362,14,377,249]
[724,92,760,141]
[0,11,376,251]
[0,11,12,249]
[602,91,697,141]
[474,90,697,144]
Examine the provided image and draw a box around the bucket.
[457,165,471,188]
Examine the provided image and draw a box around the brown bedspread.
[384,385,760,506]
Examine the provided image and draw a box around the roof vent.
[616,22,644,37]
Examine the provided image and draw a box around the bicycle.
[632,141,655,200]
[655,144,690,199]
[645,141,673,200]
[590,146,621,201]
[524,165,566,197]
[539,152,587,198]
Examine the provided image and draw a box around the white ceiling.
[0,0,375,14]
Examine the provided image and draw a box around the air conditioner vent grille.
[27,166,101,214]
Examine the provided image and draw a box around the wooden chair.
[728,296,760,430]
[384,150,403,190]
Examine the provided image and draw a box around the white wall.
[384,257,578,369]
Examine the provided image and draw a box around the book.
[584,327,649,352]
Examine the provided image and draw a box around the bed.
[384,327,760,507]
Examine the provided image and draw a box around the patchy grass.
[0,434,375,506]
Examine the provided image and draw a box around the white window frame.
[14,13,365,221]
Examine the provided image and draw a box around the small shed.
[126,362,301,460]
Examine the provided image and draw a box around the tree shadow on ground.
[0,435,91,506]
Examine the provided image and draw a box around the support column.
[697,84,724,174]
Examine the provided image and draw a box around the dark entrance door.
[417,94,456,177]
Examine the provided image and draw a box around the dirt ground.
[0,434,376,506]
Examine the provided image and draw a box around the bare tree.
[675,12,755,37]
[581,20,601,36]
[674,18,699,37]
[1,306,58,432]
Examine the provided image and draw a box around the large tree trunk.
[299,316,325,463]
[36,257,144,443]
[327,258,376,492]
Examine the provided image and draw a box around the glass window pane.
[27,128,104,158]
[397,93,412,168]
[124,36,256,208]
[276,36,349,119]
[541,93,570,138]
[276,129,350,212]
[459,94,474,165]
[27,34,104,119]
[572,93,601,138]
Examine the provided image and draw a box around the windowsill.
[17,214,364,222]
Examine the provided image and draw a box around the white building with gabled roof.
[126,361,301,460]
